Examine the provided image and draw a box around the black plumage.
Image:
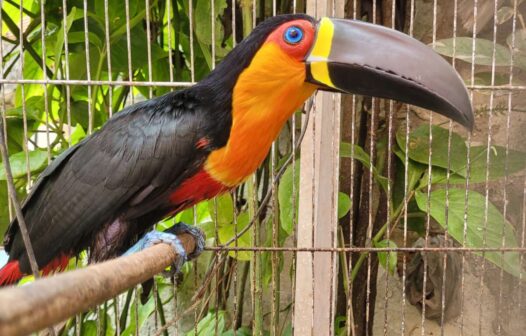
[3,14,314,275]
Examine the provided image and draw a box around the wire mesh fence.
[0,0,525,335]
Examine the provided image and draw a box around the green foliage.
[186,310,226,336]
[415,189,523,277]
[433,37,514,67]
[0,150,48,180]
[347,122,526,277]
[391,125,525,277]
[278,163,299,235]
[433,24,526,83]
[340,142,388,191]
[373,239,398,275]
[337,192,351,219]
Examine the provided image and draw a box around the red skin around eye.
[265,19,316,61]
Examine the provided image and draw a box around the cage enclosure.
[0,0,525,335]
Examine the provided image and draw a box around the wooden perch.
[0,233,197,336]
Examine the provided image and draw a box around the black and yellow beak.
[306,18,474,130]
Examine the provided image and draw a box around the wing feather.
[5,91,213,272]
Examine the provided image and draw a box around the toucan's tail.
[0,260,23,287]
[0,254,70,287]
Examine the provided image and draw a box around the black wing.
[5,90,219,272]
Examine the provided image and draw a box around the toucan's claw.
[124,223,204,277]
[164,222,205,261]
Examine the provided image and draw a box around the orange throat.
[205,43,316,187]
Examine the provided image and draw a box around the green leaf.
[109,1,146,42]
[473,71,512,86]
[338,192,351,219]
[65,31,104,50]
[194,0,228,47]
[218,212,252,261]
[54,7,80,73]
[70,124,87,145]
[397,125,468,173]
[278,163,300,235]
[69,99,106,130]
[176,201,212,224]
[208,193,234,227]
[507,29,526,71]
[433,37,512,67]
[222,326,252,336]
[373,239,398,274]
[0,181,10,243]
[508,29,526,52]
[5,96,45,121]
[121,293,156,336]
[187,310,226,336]
[80,320,98,336]
[426,145,526,185]
[0,150,48,180]
[340,142,388,191]
[110,27,167,72]
[415,189,523,277]
[16,50,44,103]
[94,0,138,33]
[392,144,426,191]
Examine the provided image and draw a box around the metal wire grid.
[0,0,525,335]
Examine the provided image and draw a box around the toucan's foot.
[123,222,205,277]
[164,222,205,261]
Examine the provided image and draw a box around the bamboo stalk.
[0,234,198,336]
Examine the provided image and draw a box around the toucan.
[0,14,473,286]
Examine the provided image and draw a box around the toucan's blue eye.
[284,26,304,45]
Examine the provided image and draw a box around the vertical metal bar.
[459,1,478,334]
[382,2,397,334]
[270,95,279,336]
[347,2,358,334]
[62,0,72,146]
[17,0,31,185]
[166,0,176,332]
[496,1,518,334]
[143,1,158,330]
[82,0,93,134]
[346,97,357,336]
[145,0,153,99]
[365,0,378,330]
[419,1,439,334]
[167,0,175,86]
[39,0,51,162]
[63,4,75,330]
[211,0,216,69]
[104,0,113,118]
[189,0,195,82]
[439,0,460,333]
[400,1,416,334]
[510,0,524,323]
[124,0,134,105]
[478,2,499,335]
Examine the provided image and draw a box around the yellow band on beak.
[309,18,335,88]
